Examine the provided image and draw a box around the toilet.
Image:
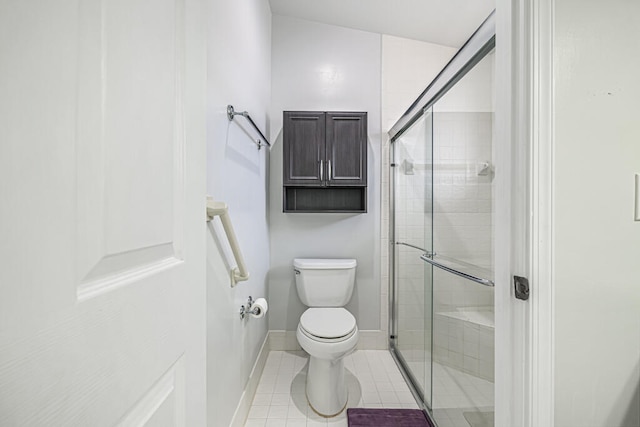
[293,258,359,417]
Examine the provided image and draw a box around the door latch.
[513,275,530,300]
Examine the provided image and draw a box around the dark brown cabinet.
[283,112,326,186]
[325,112,367,186]
[283,111,367,213]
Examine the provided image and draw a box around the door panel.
[77,0,185,299]
[101,0,178,255]
[326,112,367,186]
[116,357,185,426]
[283,111,325,186]
[0,0,206,425]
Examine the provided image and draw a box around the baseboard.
[269,330,388,351]
[356,330,388,350]
[229,333,270,427]
[268,330,301,351]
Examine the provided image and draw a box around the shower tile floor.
[243,350,420,427]
[431,362,494,427]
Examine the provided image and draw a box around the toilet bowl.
[296,307,359,417]
[293,259,359,417]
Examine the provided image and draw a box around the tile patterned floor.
[243,350,420,427]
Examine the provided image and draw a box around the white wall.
[381,36,458,132]
[269,15,382,334]
[206,1,271,425]
[553,1,640,426]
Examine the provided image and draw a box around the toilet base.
[308,392,348,418]
[306,356,348,417]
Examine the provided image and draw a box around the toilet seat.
[299,308,356,342]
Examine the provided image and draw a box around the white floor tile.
[361,391,381,404]
[396,391,416,404]
[286,403,307,419]
[325,418,348,427]
[270,393,290,406]
[248,405,270,419]
[252,393,273,406]
[378,391,400,404]
[243,350,432,427]
[402,403,420,409]
[375,381,394,392]
[383,403,404,409]
[272,383,290,394]
[267,406,288,419]
[256,382,276,394]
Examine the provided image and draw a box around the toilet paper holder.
[240,296,265,320]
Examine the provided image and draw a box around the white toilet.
[293,258,359,418]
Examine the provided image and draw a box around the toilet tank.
[293,258,357,307]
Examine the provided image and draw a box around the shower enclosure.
[389,13,496,427]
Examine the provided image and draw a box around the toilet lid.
[300,308,356,339]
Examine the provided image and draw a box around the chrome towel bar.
[227,105,271,149]
[420,254,494,287]
[396,241,435,257]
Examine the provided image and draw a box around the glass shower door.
[391,49,496,427]
[388,14,496,427]
[391,108,434,409]
[429,49,496,427]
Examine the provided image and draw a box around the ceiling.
[268,0,495,48]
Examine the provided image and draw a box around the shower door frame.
[388,10,501,422]
[388,114,433,408]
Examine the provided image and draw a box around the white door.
[0,0,207,425]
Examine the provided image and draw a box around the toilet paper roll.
[251,298,268,318]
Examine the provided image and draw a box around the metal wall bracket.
[227,105,271,149]
[514,275,530,300]
[240,296,262,319]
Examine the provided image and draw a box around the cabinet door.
[326,112,367,186]
[283,111,326,186]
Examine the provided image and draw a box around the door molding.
[529,0,555,426]
[495,0,554,426]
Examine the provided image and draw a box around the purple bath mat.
[347,408,433,427]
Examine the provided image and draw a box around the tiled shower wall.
[431,111,495,381]
[432,113,494,269]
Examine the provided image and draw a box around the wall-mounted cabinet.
[283,111,367,213]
